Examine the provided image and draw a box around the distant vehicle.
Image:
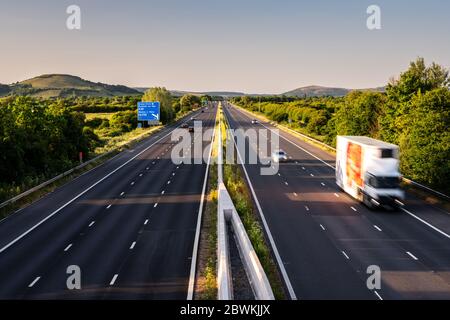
[201,110,204,113]
[190,116,197,121]
[271,150,288,163]
[181,123,189,129]
[188,126,195,132]
[251,119,258,124]
[336,136,405,209]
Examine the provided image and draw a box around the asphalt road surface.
[0,104,217,299]
[222,101,450,300]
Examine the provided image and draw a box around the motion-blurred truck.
[336,136,405,209]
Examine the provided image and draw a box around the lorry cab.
[336,136,405,210]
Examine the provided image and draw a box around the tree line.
[232,58,449,192]
[0,87,208,201]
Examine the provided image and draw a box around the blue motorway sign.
[138,102,160,122]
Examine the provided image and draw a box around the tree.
[334,91,384,137]
[397,88,450,191]
[380,57,450,143]
[386,57,449,103]
[142,87,174,123]
[180,94,201,111]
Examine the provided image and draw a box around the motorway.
[222,101,450,300]
[0,104,217,299]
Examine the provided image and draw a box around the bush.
[110,110,137,133]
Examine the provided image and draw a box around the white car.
[251,119,258,124]
[271,150,288,163]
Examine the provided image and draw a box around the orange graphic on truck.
[346,142,363,188]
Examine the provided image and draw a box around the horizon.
[1,1,449,93]
[6,73,389,95]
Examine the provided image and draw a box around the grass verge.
[220,106,286,299]
[223,163,286,299]
[194,109,219,299]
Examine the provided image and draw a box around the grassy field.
[85,113,114,120]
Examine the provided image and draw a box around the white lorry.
[336,136,405,209]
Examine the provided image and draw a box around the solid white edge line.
[224,106,298,300]
[401,208,450,239]
[0,115,196,254]
[231,105,450,241]
[187,107,216,300]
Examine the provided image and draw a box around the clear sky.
[1,0,449,93]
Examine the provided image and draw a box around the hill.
[7,74,141,98]
[135,88,245,97]
[283,85,385,97]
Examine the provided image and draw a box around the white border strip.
[223,104,298,300]
[401,208,450,239]
[187,106,217,300]
[0,112,202,254]
[230,104,450,241]
[235,103,450,200]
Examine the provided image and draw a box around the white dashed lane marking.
[406,251,419,260]
[28,277,41,288]
[109,274,119,286]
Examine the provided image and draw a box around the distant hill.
[135,88,245,97]
[5,74,141,98]
[136,86,385,98]
[283,85,385,97]
[172,90,245,97]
